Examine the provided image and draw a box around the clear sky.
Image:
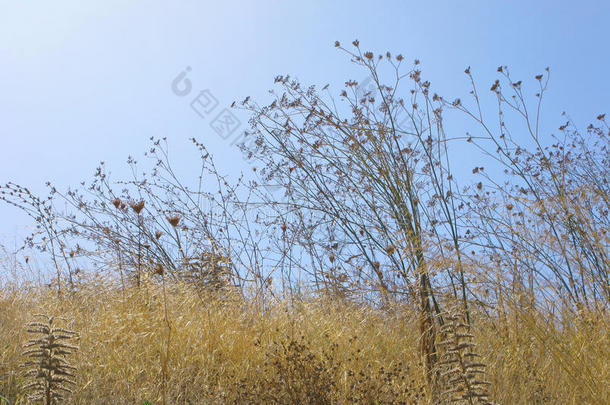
[1,1,608,243]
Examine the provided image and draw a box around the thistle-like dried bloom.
[167,215,181,227]
[130,200,145,214]
[112,198,121,209]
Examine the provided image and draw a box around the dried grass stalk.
[21,314,79,405]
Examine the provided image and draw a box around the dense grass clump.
[0,277,607,404]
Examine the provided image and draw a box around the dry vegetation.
[1,41,608,403]
[0,278,607,404]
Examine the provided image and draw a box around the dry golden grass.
[0,276,608,404]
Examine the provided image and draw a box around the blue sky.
[1,1,608,244]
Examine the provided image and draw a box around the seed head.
[130,200,145,214]
[167,215,181,227]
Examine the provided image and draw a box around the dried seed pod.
[167,215,181,227]
[435,308,492,405]
[130,200,145,214]
[21,314,79,405]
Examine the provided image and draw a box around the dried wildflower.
[153,263,164,276]
[155,230,163,240]
[112,198,121,208]
[167,215,181,227]
[130,200,145,214]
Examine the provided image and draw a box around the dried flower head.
[167,215,181,227]
[153,263,164,276]
[130,200,145,214]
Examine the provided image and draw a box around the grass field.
[1,275,607,404]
